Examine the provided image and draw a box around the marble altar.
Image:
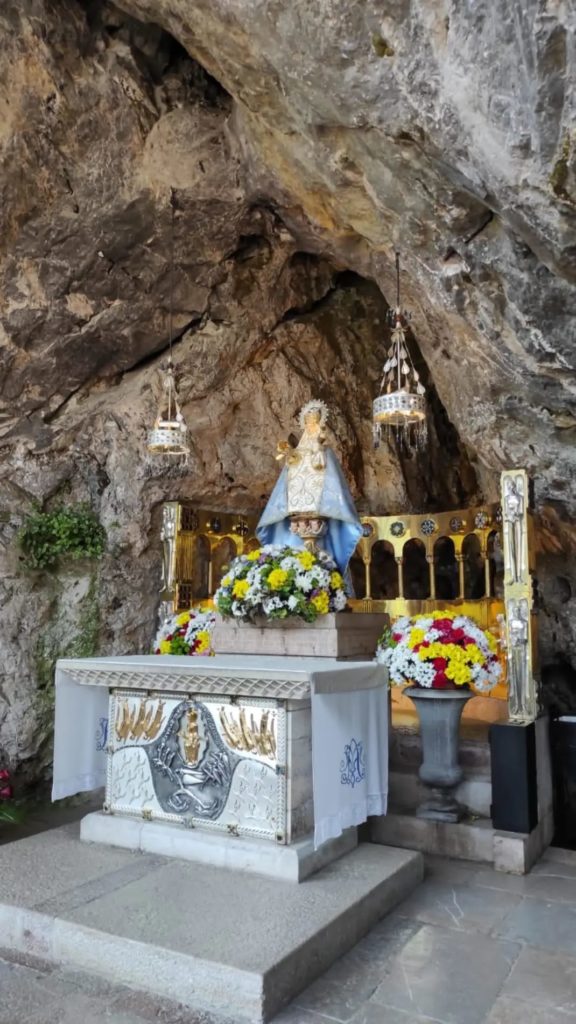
[53,654,389,880]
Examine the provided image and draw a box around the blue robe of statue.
[256,448,363,585]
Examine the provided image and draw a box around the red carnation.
[433,657,448,671]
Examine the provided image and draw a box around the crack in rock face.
[0,0,575,771]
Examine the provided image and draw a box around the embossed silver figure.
[160,504,177,592]
[507,598,531,722]
[503,475,525,584]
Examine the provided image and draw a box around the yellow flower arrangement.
[214,545,348,623]
[154,607,215,657]
[378,609,502,692]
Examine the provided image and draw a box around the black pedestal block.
[490,722,538,834]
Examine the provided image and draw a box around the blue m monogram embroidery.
[340,738,366,788]
[95,717,109,752]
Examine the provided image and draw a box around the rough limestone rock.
[0,0,575,773]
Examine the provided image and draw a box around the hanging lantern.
[146,189,190,458]
[373,253,427,451]
[147,361,189,455]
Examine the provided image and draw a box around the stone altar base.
[0,825,423,1023]
[81,811,358,881]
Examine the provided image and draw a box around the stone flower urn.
[404,686,473,823]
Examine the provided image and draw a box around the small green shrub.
[18,504,106,571]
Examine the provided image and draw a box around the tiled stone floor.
[2,849,576,1024]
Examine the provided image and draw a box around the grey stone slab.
[271,1009,337,1024]
[0,824,156,909]
[350,1006,445,1024]
[501,946,576,1013]
[13,992,151,1024]
[0,829,423,1023]
[293,915,421,1020]
[0,960,62,1024]
[484,995,576,1023]
[36,856,166,916]
[496,897,576,956]
[370,924,520,1024]
[393,879,521,934]
[63,844,419,973]
[423,855,480,885]
[476,862,576,903]
[110,986,228,1024]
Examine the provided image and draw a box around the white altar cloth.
[52,655,388,847]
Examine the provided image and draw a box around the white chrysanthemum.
[287,595,299,610]
[333,590,347,611]
[295,572,314,593]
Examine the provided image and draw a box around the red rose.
[0,769,10,782]
[0,784,12,799]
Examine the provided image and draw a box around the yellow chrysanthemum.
[409,628,426,648]
[330,571,344,590]
[176,612,189,627]
[465,643,484,664]
[446,661,472,685]
[246,549,261,561]
[159,639,172,654]
[221,575,232,587]
[233,579,250,598]
[268,568,289,590]
[486,631,498,653]
[311,591,330,615]
[196,631,210,652]
[297,550,316,570]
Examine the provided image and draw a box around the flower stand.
[405,686,472,823]
[213,612,387,659]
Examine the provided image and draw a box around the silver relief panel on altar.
[106,690,287,842]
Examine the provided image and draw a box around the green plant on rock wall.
[34,574,102,745]
[18,503,106,571]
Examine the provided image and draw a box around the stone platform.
[81,811,358,881]
[0,824,422,1023]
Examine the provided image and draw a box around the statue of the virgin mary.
[256,400,363,582]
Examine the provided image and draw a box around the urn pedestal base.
[405,686,472,824]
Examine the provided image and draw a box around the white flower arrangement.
[214,544,348,623]
[376,610,502,691]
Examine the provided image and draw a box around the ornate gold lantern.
[373,253,427,450]
[146,190,190,458]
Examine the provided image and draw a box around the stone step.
[371,811,546,875]
[0,824,423,1023]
